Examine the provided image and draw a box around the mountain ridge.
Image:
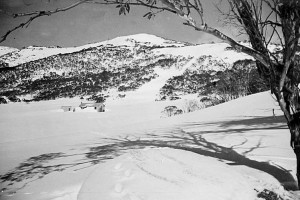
[0,33,190,68]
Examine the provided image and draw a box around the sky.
[0,0,243,49]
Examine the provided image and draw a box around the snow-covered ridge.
[100,33,188,47]
[0,33,188,68]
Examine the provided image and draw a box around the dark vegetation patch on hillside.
[159,59,269,102]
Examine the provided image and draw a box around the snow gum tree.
[1,0,300,189]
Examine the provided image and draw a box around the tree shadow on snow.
[220,115,287,127]
[90,128,297,190]
[0,115,297,194]
[82,115,297,190]
[0,153,65,184]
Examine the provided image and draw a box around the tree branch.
[182,20,269,67]
[87,0,176,13]
[0,0,89,43]
[12,0,89,18]
[259,20,282,27]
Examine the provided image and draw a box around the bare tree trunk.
[291,111,300,189]
[275,85,300,189]
[294,140,300,188]
[292,114,300,188]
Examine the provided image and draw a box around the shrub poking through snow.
[0,97,7,104]
[162,105,183,117]
[257,189,283,200]
[182,99,205,113]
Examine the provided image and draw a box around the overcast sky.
[0,0,244,49]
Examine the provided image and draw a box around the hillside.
[0,34,269,105]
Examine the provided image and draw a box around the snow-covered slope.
[0,46,74,67]
[155,42,253,64]
[0,46,19,56]
[0,90,297,200]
